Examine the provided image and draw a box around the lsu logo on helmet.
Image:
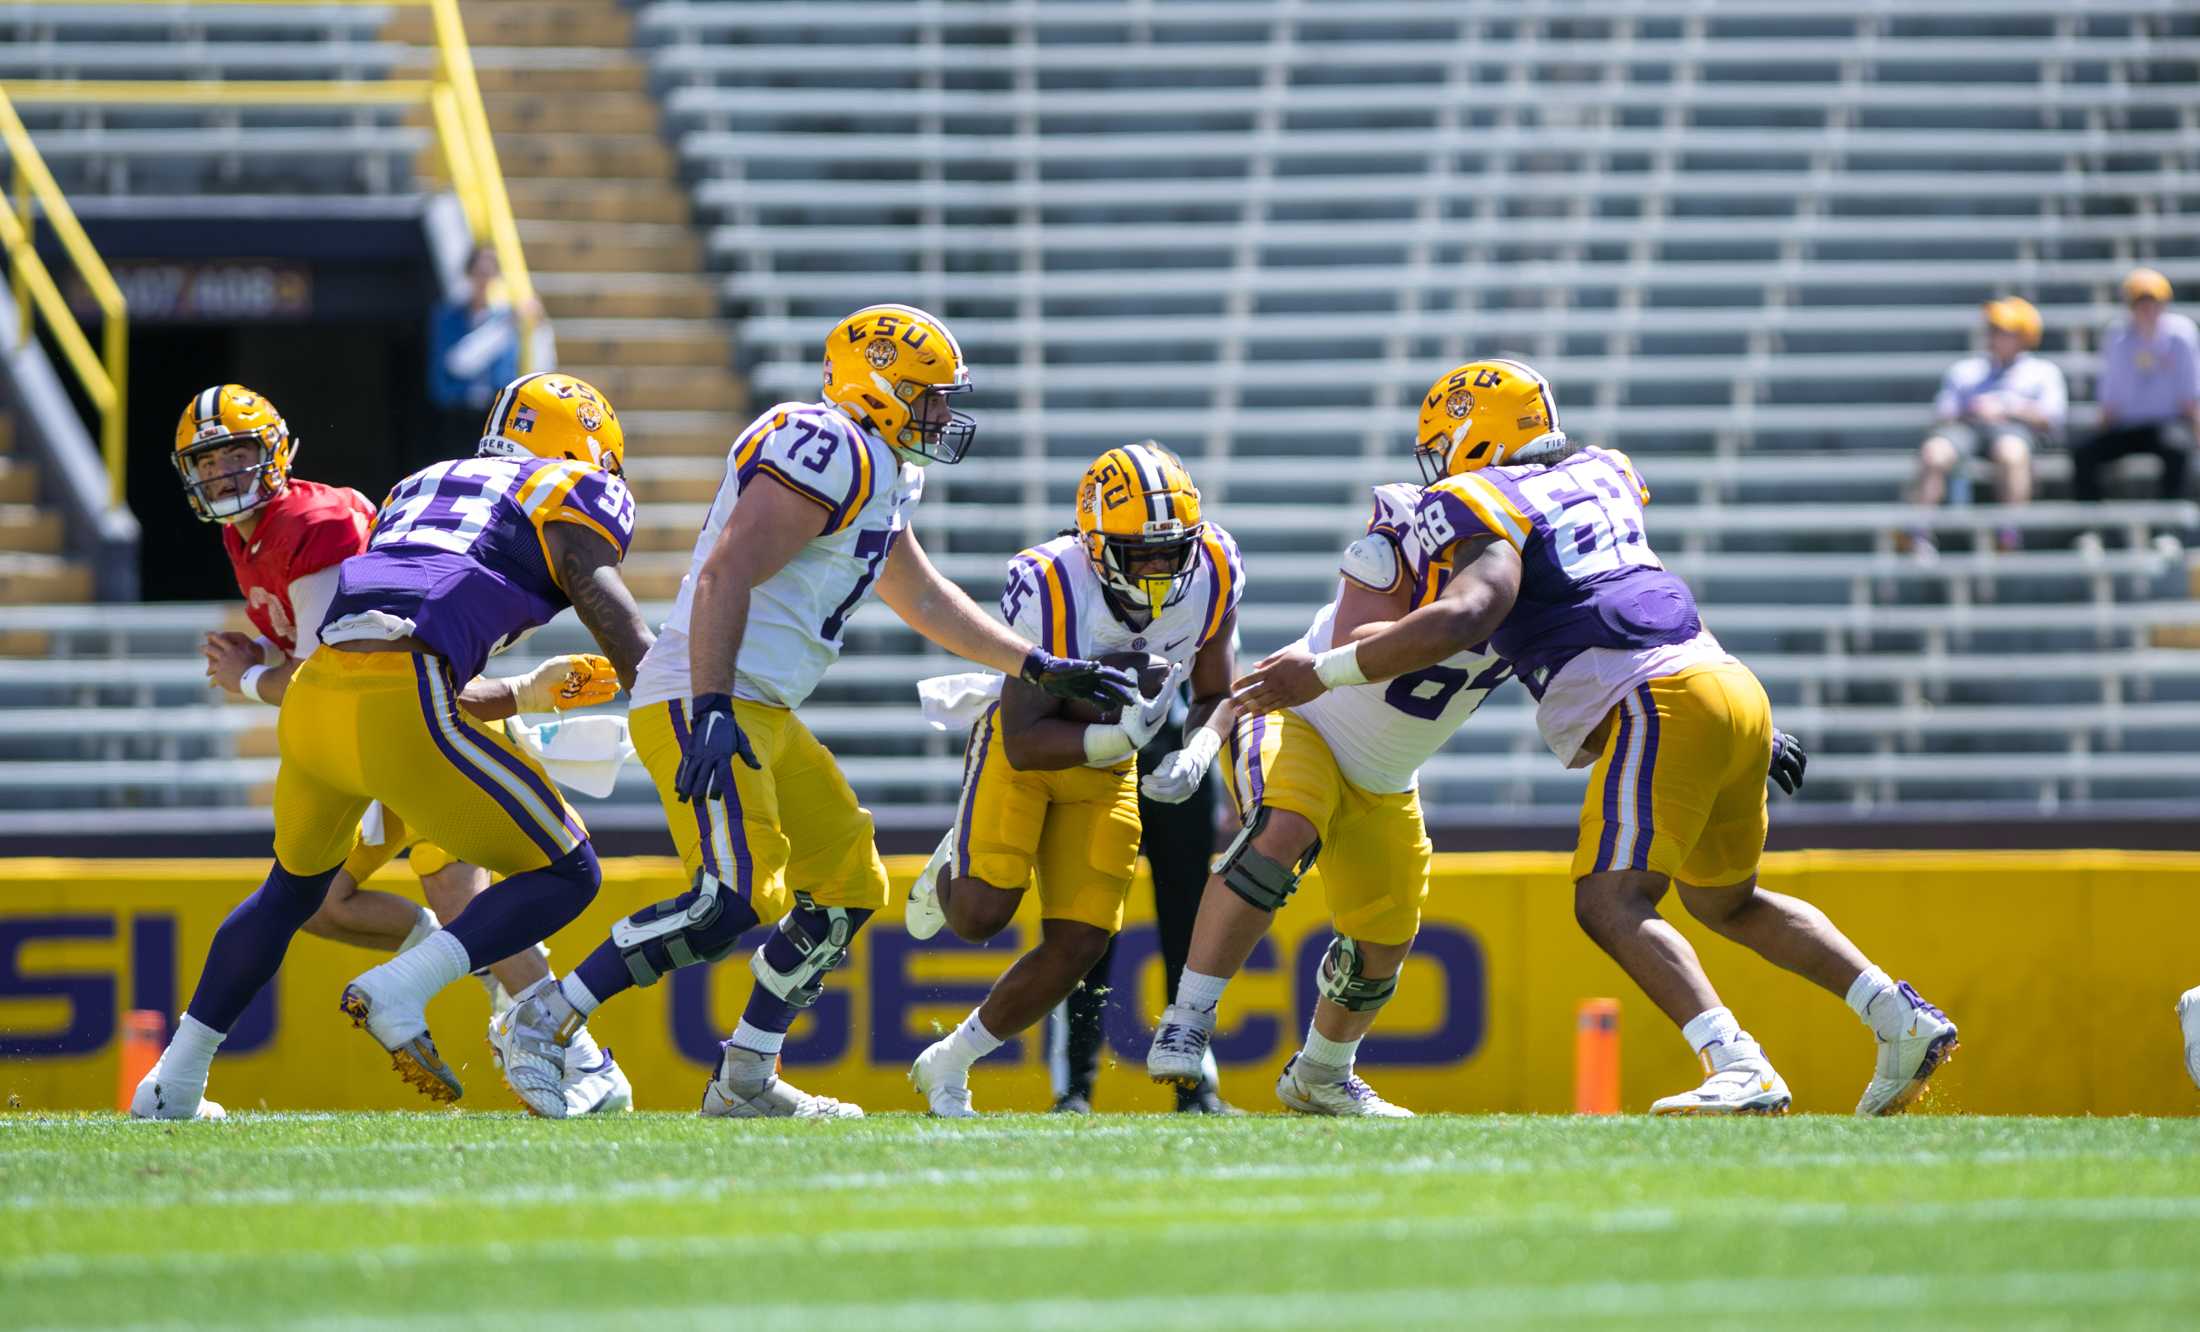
[1414,358,1569,482]
[821,303,975,465]
[172,383,295,523]
[1076,440,1205,614]
[478,372,626,476]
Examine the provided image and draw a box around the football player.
[1139,466,1517,1116]
[495,303,1141,1119]
[902,443,1243,1116]
[1235,358,1959,1116]
[179,385,609,1024]
[132,373,654,1118]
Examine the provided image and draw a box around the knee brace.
[751,896,871,1010]
[1315,934,1399,1013]
[1214,807,1320,912]
[608,868,760,988]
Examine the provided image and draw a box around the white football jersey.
[1289,483,1512,794]
[631,399,922,711]
[1000,525,1244,677]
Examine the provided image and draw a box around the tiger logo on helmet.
[821,303,975,465]
[1413,358,1571,483]
[1075,441,1205,615]
[172,384,296,523]
[476,371,626,477]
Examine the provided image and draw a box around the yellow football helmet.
[820,303,974,464]
[1414,357,1569,482]
[477,371,626,476]
[1982,296,2043,348]
[1076,441,1204,614]
[173,383,295,524]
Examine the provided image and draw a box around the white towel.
[505,713,636,799]
[917,671,1004,733]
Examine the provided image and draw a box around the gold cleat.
[340,985,464,1103]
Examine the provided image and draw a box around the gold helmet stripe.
[483,370,557,448]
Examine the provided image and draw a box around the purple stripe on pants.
[1593,700,1636,873]
[953,703,996,879]
[1628,683,1661,872]
[668,699,752,896]
[411,657,561,861]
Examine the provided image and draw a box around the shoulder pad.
[1340,532,1403,593]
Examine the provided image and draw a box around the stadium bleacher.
[2,0,2198,839]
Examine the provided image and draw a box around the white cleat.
[562,1047,634,1116]
[1275,1054,1413,1118]
[699,1045,862,1119]
[1147,1003,1216,1088]
[904,831,952,942]
[2176,986,2200,1093]
[487,981,574,1118]
[1651,1041,1792,1116]
[1856,981,1961,1116]
[909,1039,978,1118]
[128,1065,225,1121]
[339,972,462,1103]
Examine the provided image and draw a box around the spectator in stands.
[1906,297,2067,557]
[425,243,552,469]
[2071,268,2199,505]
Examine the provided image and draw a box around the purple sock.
[440,842,600,971]
[183,861,339,1032]
[741,904,873,1034]
[572,939,637,1009]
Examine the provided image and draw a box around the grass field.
[5,1112,2199,1330]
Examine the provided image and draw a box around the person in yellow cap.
[1906,296,2068,557]
[2071,267,2198,504]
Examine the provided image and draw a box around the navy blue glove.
[1020,648,1139,713]
[673,693,760,803]
[1769,729,1808,795]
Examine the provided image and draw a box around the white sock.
[162,1013,226,1090]
[1300,1023,1361,1072]
[398,906,441,954]
[729,1019,785,1057]
[1175,968,1229,1016]
[371,930,469,1005]
[941,1010,1003,1069]
[1680,1006,1743,1056]
[1846,966,1904,1039]
[559,972,602,1018]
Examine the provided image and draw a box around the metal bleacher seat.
[615,0,2200,823]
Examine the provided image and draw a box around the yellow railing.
[0,89,128,508]
[5,0,542,508]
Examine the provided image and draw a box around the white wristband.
[1312,643,1369,689]
[1082,722,1137,766]
[1181,725,1224,770]
[252,635,284,667]
[239,664,274,704]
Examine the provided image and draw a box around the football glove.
[508,654,622,714]
[1141,725,1222,804]
[1769,729,1808,795]
[1021,648,1139,713]
[673,693,761,803]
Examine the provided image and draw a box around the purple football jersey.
[1409,446,1698,696]
[322,456,636,681]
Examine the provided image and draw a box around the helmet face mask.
[1097,524,1200,614]
[894,377,976,465]
[173,385,293,524]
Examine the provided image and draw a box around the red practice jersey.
[220,479,376,654]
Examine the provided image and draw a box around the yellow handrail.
[6,0,544,507]
[0,88,127,509]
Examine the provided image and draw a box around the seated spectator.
[1907,296,2066,556]
[425,244,553,470]
[2071,268,2199,504]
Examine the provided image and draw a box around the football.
[1056,650,1174,724]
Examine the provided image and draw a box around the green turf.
[4,1112,2199,1330]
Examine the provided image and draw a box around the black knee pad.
[1214,808,1320,912]
[608,868,759,988]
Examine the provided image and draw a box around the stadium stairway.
[0,396,90,606]
[393,0,748,596]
